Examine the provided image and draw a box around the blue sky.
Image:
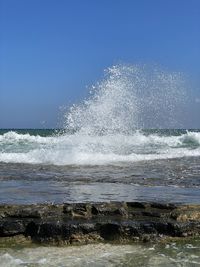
[0,0,200,128]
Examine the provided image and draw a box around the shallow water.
[1,173,200,204]
[1,240,200,267]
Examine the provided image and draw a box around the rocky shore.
[1,202,200,245]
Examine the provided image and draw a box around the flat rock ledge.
[1,202,200,245]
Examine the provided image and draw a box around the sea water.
[0,65,200,266]
[0,240,200,267]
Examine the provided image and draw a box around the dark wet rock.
[0,220,25,236]
[26,221,39,237]
[0,202,200,245]
[99,223,121,241]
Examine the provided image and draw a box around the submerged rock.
[0,202,200,245]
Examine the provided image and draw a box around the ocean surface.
[1,65,200,266]
[1,240,200,267]
[0,128,200,204]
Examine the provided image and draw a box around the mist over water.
[65,64,185,133]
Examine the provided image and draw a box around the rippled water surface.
[1,240,200,267]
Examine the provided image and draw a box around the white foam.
[0,243,199,267]
[0,131,56,144]
[0,131,200,165]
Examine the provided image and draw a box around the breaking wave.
[0,130,200,165]
[0,64,195,166]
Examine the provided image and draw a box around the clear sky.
[0,0,200,128]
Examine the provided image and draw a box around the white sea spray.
[0,64,198,166]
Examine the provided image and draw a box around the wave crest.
[0,130,200,165]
